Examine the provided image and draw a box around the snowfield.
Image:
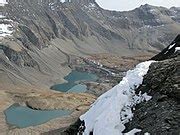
[80,61,155,135]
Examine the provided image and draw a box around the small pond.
[51,70,98,93]
[4,104,71,128]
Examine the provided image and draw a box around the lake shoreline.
[50,70,99,93]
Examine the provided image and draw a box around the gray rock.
[124,55,180,134]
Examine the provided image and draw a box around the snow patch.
[0,0,8,6]
[124,128,142,135]
[49,2,56,10]
[83,3,96,12]
[168,43,176,50]
[164,43,176,54]
[5,56,9,60]
[0,15,6,18]
[89,3,96,8]
[149,9,157,13]
[0,0,14,38]
[175,47,180,52]
[0,23,13,37]
[142,93,152,101]
[144,132,151,135]
[80,61,154,135]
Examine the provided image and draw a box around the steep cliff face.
[0,0,180,87]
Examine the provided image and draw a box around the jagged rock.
[123,37,180,134]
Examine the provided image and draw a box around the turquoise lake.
[51,70,98,92]
[4,104,71,128]
[4,71,97,128]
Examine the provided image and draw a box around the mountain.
[0,1,180,134]
[0,0,180,88]
[60,35,180,135]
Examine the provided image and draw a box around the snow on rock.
[83,3,96,12]
[164,43,176,54]
[0,15,6,18]
[0,0,8,6]
[0,23,13,37]
[124,128,142,135]
[0,0,14,38]
[175,47,180,52]
[168,43,176,50]
[144,132,151,135]
[88,3,96,8]
[80,61,154,135]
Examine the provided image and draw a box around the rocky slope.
[124,35,180,134]
[0,0,180,87]
[124,57,180,135]
[55,35,180,135]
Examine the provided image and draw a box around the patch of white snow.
[80,61,154,135]
[124,128,142,135]
[0,0,8,6]
[168,43,176,50]
[175,47,180,52]
[144,132,151,135]
[142,93,152,101]
[5,56,9,60]
[0,15,6,18]
[83,3,96,12]
[89,3,96,8]
[0,23,13,37]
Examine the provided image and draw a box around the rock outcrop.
[123,34,180,135]
[124,54,180,134]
